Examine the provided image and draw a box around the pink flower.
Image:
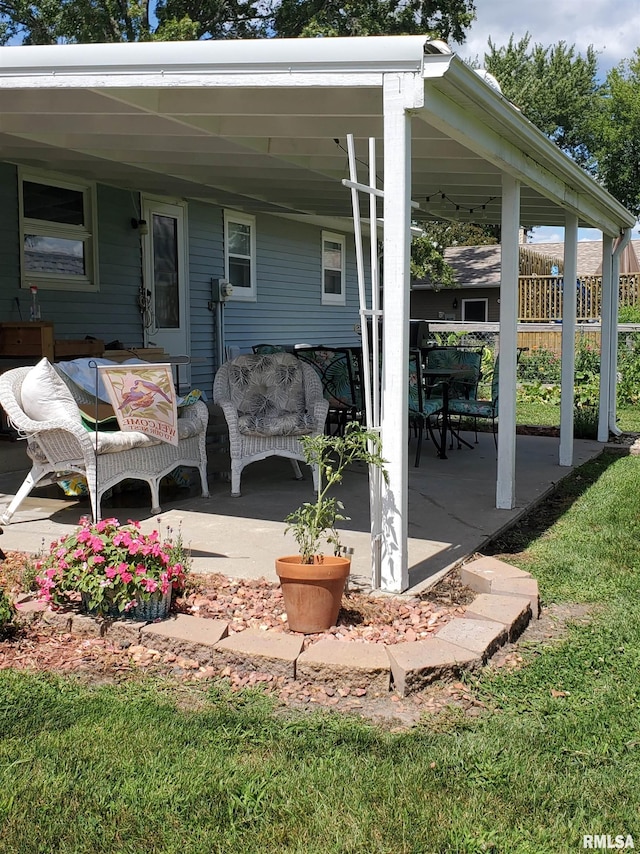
[89,535,105,552]
[143,578,158,593]
[105,567,118,579]
[92,555,106,565]
[120,570,133,584]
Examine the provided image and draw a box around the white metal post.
[559,214,578,466]
[598,234,614,442]
[496,174,520,510]
[608,230,631,436]
[380,74,412,593]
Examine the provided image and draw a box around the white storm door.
[142,198,190,386]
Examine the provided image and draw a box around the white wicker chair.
[0,364,210,524]
[213,352,329,497]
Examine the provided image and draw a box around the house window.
[19,170,98,292]
[322,231,346,305]
[462,298,488,322]
[225,210,256,301]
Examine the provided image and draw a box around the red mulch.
[0,549,483,723]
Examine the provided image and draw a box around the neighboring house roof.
[414,240,640,289]
[526,240,640,275]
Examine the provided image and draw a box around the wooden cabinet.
[0,322,104,361]
[0,322,55,360]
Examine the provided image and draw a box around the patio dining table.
[423,364,478,459]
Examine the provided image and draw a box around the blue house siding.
[223,215,365,354]
[0,161,370,398]
[0,170,143,348]
[186,200,224,392]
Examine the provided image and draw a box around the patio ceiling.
[0,36,634,236]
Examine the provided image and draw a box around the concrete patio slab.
[0,432,604,595]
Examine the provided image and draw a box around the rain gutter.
[0,35,432,77]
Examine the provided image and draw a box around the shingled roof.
[414,240,640,289]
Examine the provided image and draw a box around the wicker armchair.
[213,352,329,496]
[0,362,209,524]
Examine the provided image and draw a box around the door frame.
[141,196,190,386]
[461,297,489,322]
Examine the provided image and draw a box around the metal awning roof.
[0,35,634,236]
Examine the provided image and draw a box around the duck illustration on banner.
[98,363,179,446]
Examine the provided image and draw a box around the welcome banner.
[98,363,179,446]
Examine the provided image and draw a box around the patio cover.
[0,35,635,592]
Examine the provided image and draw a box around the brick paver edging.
[15,556,539,697]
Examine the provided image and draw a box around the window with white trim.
[321,231,346,305]
[19,170,98,292]
[462,298,488,322]
[224,210,256,301]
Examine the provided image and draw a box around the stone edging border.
[15,555,539,697]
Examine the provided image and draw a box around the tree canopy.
[0,0,477,44]
[592,50,640,217]
[482,34,601,174]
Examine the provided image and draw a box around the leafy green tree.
[421,221,498,248]
[592,50,640,217]
[482,34,600,172]
[411,233,454,284]
[0,0,477,44]
[273,0,475,41]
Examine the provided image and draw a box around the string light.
[425,191,497,215]
[334,138,383,185]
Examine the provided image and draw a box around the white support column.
[380,74,412,593]
[559,214,578,466]
[598,234,614,442]
[496,174,520,510]
[608,230,631,436]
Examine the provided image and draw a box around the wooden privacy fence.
[517,328,600,354]
[518,274,640,322]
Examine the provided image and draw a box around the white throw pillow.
[21,358,82,424]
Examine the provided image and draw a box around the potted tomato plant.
[277,423,386,633]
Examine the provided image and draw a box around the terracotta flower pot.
[275,554,350,634]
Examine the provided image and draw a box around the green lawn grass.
[2,454,640,853]
[517,400,640,432]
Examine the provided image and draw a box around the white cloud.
[452,0,640,77]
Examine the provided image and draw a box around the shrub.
[518,348,561,383]
[618,305,640,323]
[0,588,15,635]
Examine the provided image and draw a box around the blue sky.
[452,0,640,243]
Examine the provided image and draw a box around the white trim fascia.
[0,35,430,79]
[461,296,489,321]
[421,55,636,235]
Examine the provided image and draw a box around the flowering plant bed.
[35,517,188,619]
